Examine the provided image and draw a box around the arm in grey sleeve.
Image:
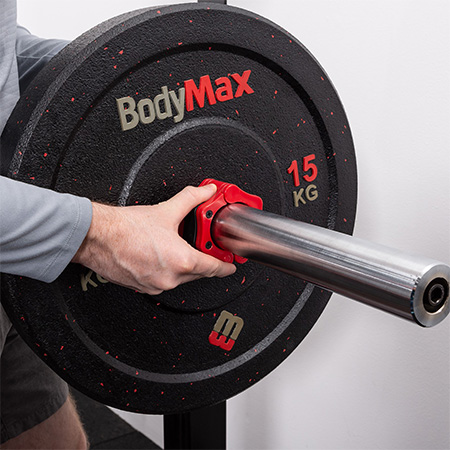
[0,176,92,282]
[15,25,68,94]
[0,28,91,282]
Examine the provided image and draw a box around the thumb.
[167,184,218,223]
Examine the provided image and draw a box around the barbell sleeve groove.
[212,204,450,327]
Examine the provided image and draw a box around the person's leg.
[1,394,88,449]
[0,308,88,448]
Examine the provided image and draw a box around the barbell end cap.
[412,264,450,328]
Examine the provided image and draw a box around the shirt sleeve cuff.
[40,196,92,283]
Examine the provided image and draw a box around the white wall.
[18,1,450,449]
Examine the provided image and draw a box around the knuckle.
[148,288,164,296]
[157,276,179,292]
[183,185,196,195]
[204,263,219,278]
[181,185,197,201]
[176,255,196,274]
[183,186,198,203]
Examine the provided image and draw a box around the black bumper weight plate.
[1,3,357,414]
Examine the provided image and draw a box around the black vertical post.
[164,401,226,450]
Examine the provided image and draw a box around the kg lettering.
[116,70,254,131]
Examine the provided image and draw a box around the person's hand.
[72,184,236,295]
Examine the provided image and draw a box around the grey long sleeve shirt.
[0,0,92,282]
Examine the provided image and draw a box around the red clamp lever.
[195,179,263,264]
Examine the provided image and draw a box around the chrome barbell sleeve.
[212,204,450,327]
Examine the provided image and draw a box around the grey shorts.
[0,305,68,444]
